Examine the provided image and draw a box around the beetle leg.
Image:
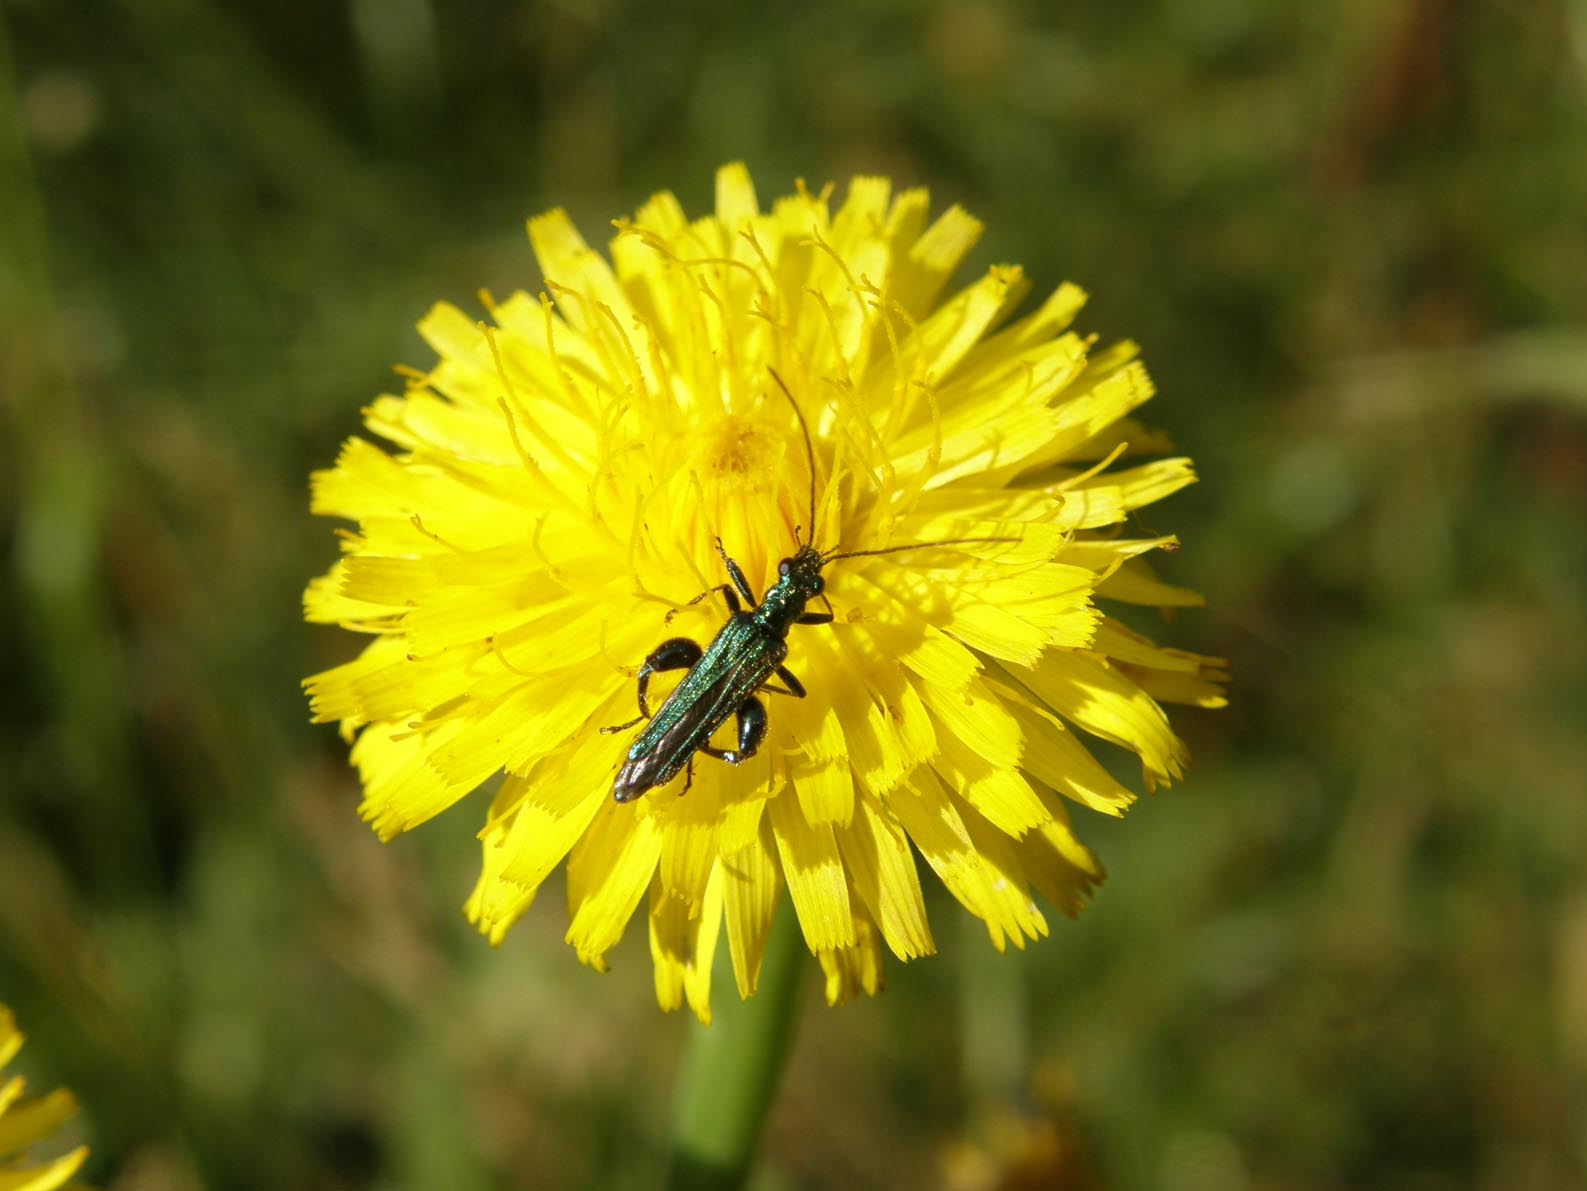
[666,583,740,623]
[796,592,835,625]
[715,536,759,605]
[600,637,702,733]
[636,638,703,716]
[758,666,807,698]
[795,611,833,625]
[773,665,807,697]
[701,697,768,765]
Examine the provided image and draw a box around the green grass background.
[3,1,1586,1187]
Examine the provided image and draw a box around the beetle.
[602,535,833,801]
[603,370,1007,802]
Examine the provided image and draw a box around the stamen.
[491,635,537,678]
[804,287,854,390]
[539,291,594,421]
[408,514,463,552]
[1065,440,1131,488]
[542,282,630,409]
[692,275,738,398]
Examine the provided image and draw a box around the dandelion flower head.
[0,1004,89,1190]
[305,164,1225,1019]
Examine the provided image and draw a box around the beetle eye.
[778,558,792,577]
[811,576,825,594]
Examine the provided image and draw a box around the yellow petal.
[1004,280,1090,347]
[0,1146,88,1191]
[428,670,622,791]
[889,328,1087,451]
[1042,361,1157,464]
[1059,533,1180,578]
[304,561,404,629]
[465,731,610,941]
[528,208,635,337]
[1050,458,1198,531]
[1093,557,1206,607]
[713,755,774,858]
[950,792,1050,950]
[823,628,910,796]
[649,882,692,1015]
[1016,651,1188,790]
[656,763,735,913]
[881,187,930,268]
[564,800,663,968]
[1119,663,1230,709]
[1014,789,1105,917]
[847,574,982,690]
[0,1087,76,1160]
[914,671,1023,772]
[890,203,984,318]
[991,679,1137,817]
[1093,617,1220,674]
[0,1011,19,1068]
[720,823,782,999]
[777,643,854,825]
[612,190,688,280]
[836,797,935,961]
[684,864,726,1021]
[415,300,501,394]
[714,160,760,232]
[932,732,1050,839]
[350,718,473,840]
[1061,415,1177,463]
[768,787,855,952]
[880,265,1030,399]
[306,636,483,727]
[648,862,725,1023]
[887,769,1044,951]
[938,564,1099,662]
[817,911,885,1005]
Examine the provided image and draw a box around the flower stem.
[959,911,1028,1129]
[666,902,806,1191]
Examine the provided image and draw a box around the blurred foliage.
[2,0,1586,1188]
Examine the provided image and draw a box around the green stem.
[666,902,806,1191]
[958,911,1028,1129]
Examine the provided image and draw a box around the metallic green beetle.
[604,537,833,802]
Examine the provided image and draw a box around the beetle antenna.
[823,536,1018,563]
[768,367,817,549]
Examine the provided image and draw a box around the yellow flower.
[0,1005,89,1191]
[305,164,1225,1019]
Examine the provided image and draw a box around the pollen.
[696,414,783,489]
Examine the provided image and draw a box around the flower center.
[693,413,784,493]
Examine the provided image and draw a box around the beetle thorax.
[755,545,826,633]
